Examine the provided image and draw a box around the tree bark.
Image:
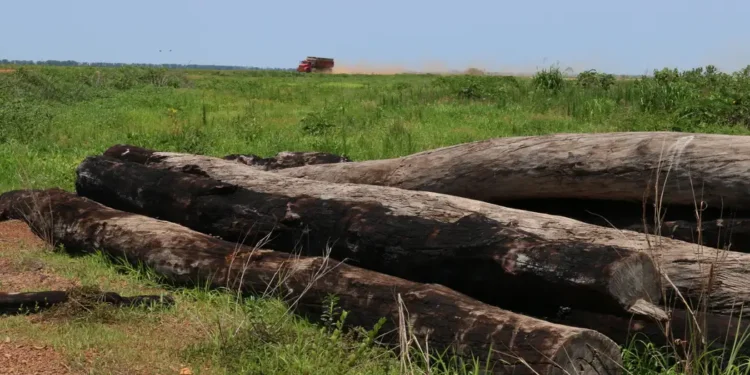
[223,151,351,170]
[0,188,624,375]
[98,145,750,316]
[82,150,666,321]
[0,288,175,315]
[624,218,750,253]
[267,132,750,212]
[549,307,750,357]
[496,198,750,253]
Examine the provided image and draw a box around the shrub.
[532,67,566,92]
[433,75,521,101]
[300,106,339,136]
[577,69,616,90]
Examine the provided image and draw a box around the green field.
[2,64,750,374]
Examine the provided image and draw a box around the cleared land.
[2,64,750,374]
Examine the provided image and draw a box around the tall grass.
[3,64,750,192]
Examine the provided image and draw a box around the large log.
[0,288,175,315]
[498,198,750,252]
[268,132,750,212]
[0,188,623,375]
[224,146,750,254]
[550,307,750,357]
[99,145,750,316]
[624,218,750,253]
[81,152,666,321]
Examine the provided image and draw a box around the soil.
[0,340,72,375]
[0,220,77,374]
[0,69,14,74]
[0,220,197,374]
[0,220,79,293]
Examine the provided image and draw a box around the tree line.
[0,59,292,71]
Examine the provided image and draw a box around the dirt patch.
[0,220,79,292]
[0,220,44,248]
[0,69,14,74]
[0,339,72,375]
[0,222,78,374]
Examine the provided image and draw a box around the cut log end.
[609,252,664,318]
[626,299,668,322]
[549,330,624,375]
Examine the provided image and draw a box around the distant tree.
[0,59,295,71]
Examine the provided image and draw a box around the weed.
[577,69,616,90]
[300,106,339,136]
[532,66,566,92]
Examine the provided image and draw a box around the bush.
[532,67,566,92]
[629,65,750,127]
[577,69,616,90]
[433,75,522,101]
[300,106,340,136]
[0,99,54,143]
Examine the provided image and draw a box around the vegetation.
[2,63,750,374]
[0,59,285,71]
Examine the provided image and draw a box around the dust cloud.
[332,60,495,75]
[331,60,566,76]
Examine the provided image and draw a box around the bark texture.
[99,145,750,316]
[624,218,750,253]
[83,150,665,320]
[0,288,175,315]
[549,307,750,356]
[268,132,750,211]
[0,188,623,375]
[496,198,750,253]
[224,151,351,170]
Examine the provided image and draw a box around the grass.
[2,63,750,374]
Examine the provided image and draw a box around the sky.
[2,0,749,75]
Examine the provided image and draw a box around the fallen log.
[267,132,750,212]
[549,307,750,357]
[98,145,750,316]
[80,152,666,321]
[0,287,175,315]
[624,218,750,253]
[223,151,351,170]
[499,198,750,252]
[0,188,623,375]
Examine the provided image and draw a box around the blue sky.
[2,0,748,75]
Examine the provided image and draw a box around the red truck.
[297,57,334,73]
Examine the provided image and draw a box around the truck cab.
[297,60,313,73]
[297,57,334,73]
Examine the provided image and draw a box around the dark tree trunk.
[0,288,175,315]
[84,150,665,321]
[549,307,750,357]
[0,188,623,375]
[223,151,351,170]
[98,145,750,316]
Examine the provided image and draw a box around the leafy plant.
[577,69,616,90]
[300,106,339,136]
[533,67,566,92]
